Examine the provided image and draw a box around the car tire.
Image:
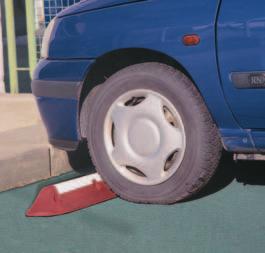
[81,62,222,204]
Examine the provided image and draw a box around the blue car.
[32,0,265,204]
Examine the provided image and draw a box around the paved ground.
[0,94,72,191]
[0,155,265,253]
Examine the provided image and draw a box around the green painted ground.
[1,156,265,253]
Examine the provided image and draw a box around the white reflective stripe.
[55,173,102,194]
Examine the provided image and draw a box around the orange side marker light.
[182,34,200,46]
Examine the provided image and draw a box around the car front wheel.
[82,63,222,204]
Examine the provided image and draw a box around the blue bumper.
[32,59,95,150]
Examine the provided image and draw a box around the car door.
[217,0,265,129]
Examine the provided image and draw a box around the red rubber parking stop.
[26,173,117,217]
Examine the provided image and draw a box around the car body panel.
[33,59,92,81]
[36,97,79,142]
[32,0,265,152]
[49,0,239,129]
[217,0,265,129]
[33,59,95,148]
[252,131,265,153]
[57,0,146,17]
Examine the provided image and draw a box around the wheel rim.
[104,89,186,185]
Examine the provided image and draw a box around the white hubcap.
[129,118,160,156]
[104,89,186,185]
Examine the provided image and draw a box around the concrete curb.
[0,94,73,192]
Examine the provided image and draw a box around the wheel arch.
[79,48,194,107]
[78,48,202,138]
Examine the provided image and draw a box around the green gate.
[4,0,37,93]
[1,0,79,94]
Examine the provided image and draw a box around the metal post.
[0,3,5,93]
[25,0,37,79]
[4,0,18,93]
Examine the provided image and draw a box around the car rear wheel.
[81,63,222,204]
